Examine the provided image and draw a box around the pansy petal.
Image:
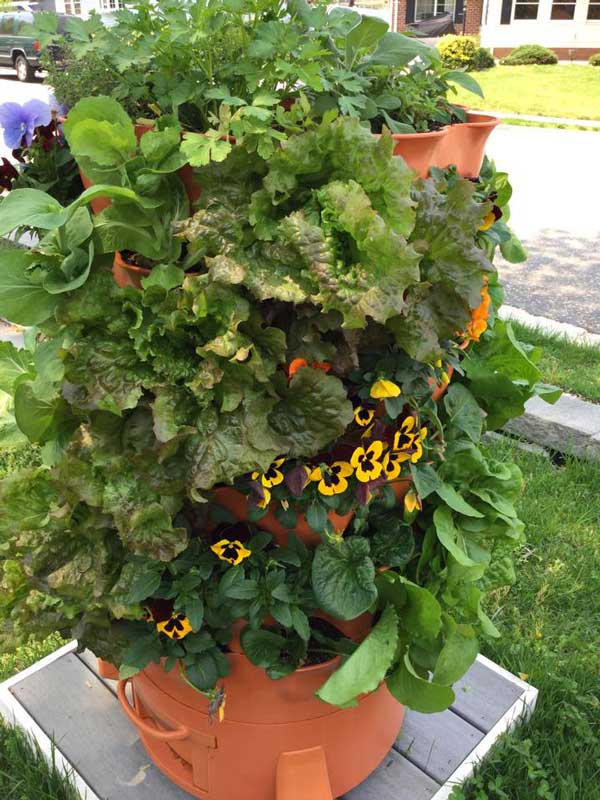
[370,379,401,399]
[367,440,384,460]
[333,461,354,478]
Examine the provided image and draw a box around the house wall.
[481,0,600,53]
[54,0,120,20]
[390,0,484,33]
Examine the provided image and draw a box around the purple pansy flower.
[48,94,68,118]
[0,99,52,150]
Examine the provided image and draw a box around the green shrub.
[438,35,478,69]
[438,35,495,71]
[473,47,495,70]
[0,633,66,682]
[590,53,600,67]
[500,44,558,65]
[41,45,138,115]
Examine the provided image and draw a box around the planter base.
[0,645,539,800]
[122,655,405,800]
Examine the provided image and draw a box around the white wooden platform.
[0,642,537,800]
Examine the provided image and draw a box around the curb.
[499,305,600,346]
[504,393,600,461]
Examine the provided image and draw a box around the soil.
[304,617,346,666]
[121,249,155,270]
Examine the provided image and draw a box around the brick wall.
[463,0,484,34]
[390,0,408,31]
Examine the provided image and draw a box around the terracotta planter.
[118,653,404,800]
[436,112,500,178]
[389,478,412,503]
[79,169,111,214]
[213,486,354,548]
[112,250,151,289]
[97,657,120,680]
[389,128,449,179]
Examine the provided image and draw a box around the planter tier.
[118,654,405,800]
[436,112,500,178]
[390,128,448,179]
[390,112,500,179]
[213,486,355,548]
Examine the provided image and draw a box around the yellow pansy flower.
[157,613,193,640]
[354,406,375,427]
[370,379,401,399]
[252,457,285,488]
[393,416,416,451]
[410,427,428,463]
[382,451,403,481]
[478,206,502,232]
[211,539,252,565]
[404,489,422,514]
[256,487,271,509]
[310,461,354,496]
[350,441,385,482]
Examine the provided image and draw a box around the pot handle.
[117,679,189,741]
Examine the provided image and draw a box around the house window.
[64,0,82,14]
[550,0,576,17]
[513,0,539,19]
[100,0,125,9]
[415,0,456,19]
[588,0,600,18]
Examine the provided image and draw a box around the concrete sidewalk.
[482,110,600,129]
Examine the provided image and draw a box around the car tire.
[14,54,34,82]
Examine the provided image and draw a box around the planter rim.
[389,127,449,141]
[114,254,152,278]
[114,250,199,280]
[463,112,501,128]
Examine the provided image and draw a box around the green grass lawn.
[452,65,600,121]
[0,718,81,800]
[454,437,600,800]
[0,445,77,800]
[511,321,600,404]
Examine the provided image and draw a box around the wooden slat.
[345,750,440,800]
[395,708,484,784]
[451,659,524,733]
[9,653,192,800]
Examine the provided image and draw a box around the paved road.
[1,76,599,331]
[472,124,600,333]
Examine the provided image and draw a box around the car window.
[0,14,15,35]
[14,12,34,34]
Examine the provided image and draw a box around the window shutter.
[406,0,416,23]
[455,0,465,23]
[500,0,513,23]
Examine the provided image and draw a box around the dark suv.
[0,11,68,82]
